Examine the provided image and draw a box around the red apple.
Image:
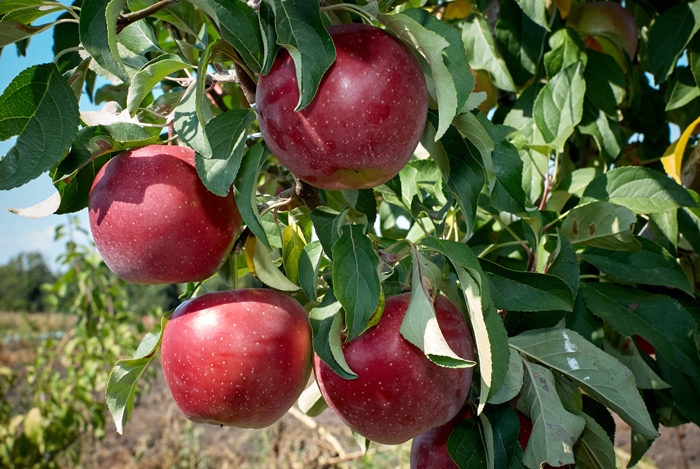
[410,407,473,469]
[256,23,429,190]
[89,145,241,284]
[517,412,533,450]
[160,289,313,427]
[635,335,655,355]
[566,2,638,61]
[314,293,474,445]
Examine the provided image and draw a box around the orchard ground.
[1,311,697,469]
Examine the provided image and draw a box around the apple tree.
[2,0,700,467]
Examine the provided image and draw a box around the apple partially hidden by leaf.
[410,407,472,469]
[257,23,429,190]
[314,294,474,445]
[89,145,241,284]
[161,289,313,428]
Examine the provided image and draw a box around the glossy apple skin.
[256,23,429,190]
[315,294,474,445]
[89,145,241,284]
[161,289,313,428]
[566,2,638,59]
[410,407,472,469]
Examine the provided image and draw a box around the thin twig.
[116,0,182,32]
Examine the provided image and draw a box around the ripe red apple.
[160,289,313,427]
[566,2,638,64]
[472,69,496,114]
[256,23,429,190]
[314,293,474,445]
[89,145,241,284]
[517,412,533,450]
[635,335,655,355]
[410,407,472,469]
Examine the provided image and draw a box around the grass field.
[1,311,698,468]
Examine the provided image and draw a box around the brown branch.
[116,0,182,33]
[234,63,257,106]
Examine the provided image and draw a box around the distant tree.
[0,253,55,312]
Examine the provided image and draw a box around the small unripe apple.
[566,2,638,62]
[89,145,241,284]
[410,407,472,469]
[314,293,474,445]
[472,69,497,114]
[257,23,429,190]
[161,289,313,427]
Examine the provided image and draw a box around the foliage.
[0,252,55,312]
[2,0,700,467]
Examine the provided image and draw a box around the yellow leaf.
[445,0,471,20]
[661,116,700,183]
[282,222,306,285]
[245,235,256,276]
[553,0,571,18]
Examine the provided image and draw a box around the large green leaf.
[309,290,357,379]
[196,109,255,197]
[546,230,580,296]
[602,335,670,390]
[106,315,167,434]
[488,348,524,405]
[401,245,475,368]
[309,206,340,259]
[298,240,323,303]
[381,8,473,140]
[117,20,161,55]
[678,189,700,253]
[80,0,129,83]
[479,259,575,312]
[207,0,263,74]
[647,1,700,83]
[447,417,488,469]
[580,236,692,295]
[579,100,625,164]
[561,201,641,251]
[452,111,496,192]
[581,283,700,377]
[584,49,625,117]
[479,405,521,469]
[233,142,270,248]
[0,63,79,190]
[511,328,659,440]
[0,19,62,48]
[461,12,516,92]
[517,361,585,468]
[543,28,587,79]
[571,410,617,469]
[533,61,585,151]
[250,235,300,292]
[332,224,381,342]
[173,82,212,159]
[515,0,550,31]
[267,0,335,110]
[126,54,191,115]
[580,167,697,214]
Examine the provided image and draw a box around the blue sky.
[0,10,686,271]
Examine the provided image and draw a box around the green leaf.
[517,361,585,468]
[174,82,212,159]
[510,328,659,440]
[533,61,585,151]
[580,236,692,295]
[0,63,80,190]
[489,137,527,215]
[667,67,700,111]
[553,167,602,198]
[488,348,524,405]
[656,354,700,427]
[571,410,617,469]
[267,0,335,111]
[345,188,377,229]
[678,189,700,253]
[520,148,547,205]
[544,28,587,79]
[602,335,670,390]
[258,2,278,76]
[447,417,488,469]
[479,259,575,312]
[479,405,521,469]
[80,0,129,84]
[208,0,263,75]
[117,19,161,55]
[452,111,496,191]
[495,0,547,87]
[580,167,697,214]
[251,235,300,292]
[297,381,328,417]
[400,245,476,368]
[126,54,191,115]
[128,0,199,35]
[561,201,641,251]
[0,20,59,48]
[515,0,550,32]
[648,210,678,257]
[565,292,603,347]
[298,240,323,303]
[647,1,700,84]
[579,100,625,164]
[282,222,306,285]
[309,206,340,259]
[546,229,579,296]
[381,8,473,140]
[196,109,255,197]
[106,315,167,434]
[53,153,110,214]
[581,283,700,377]
[233,142,270,248]
[332,224,381,342]
[309,290,357,379]
[461,12,517,92]
[421,237,509,412]
[584,49,625,117]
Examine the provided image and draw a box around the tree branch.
[234,62,257,106]
[116,0,182,33]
